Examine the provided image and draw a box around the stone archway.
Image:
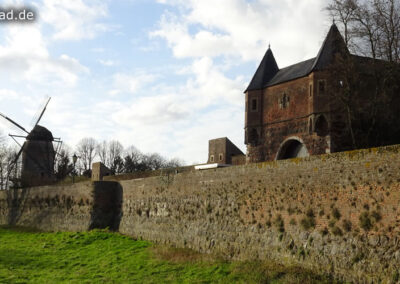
[276,137,309,160]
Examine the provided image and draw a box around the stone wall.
[117,145,400,282]
[0,181,121,232]
[1,145,400,282]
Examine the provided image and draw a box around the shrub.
[328,220,336,228]
[371,210,382,222]
[331,226,343,236]
[332,207,341,220]
[306,208,315,218]
[342,219,352,232]
[289,218,296,225]
[300,216,315,230]
[320,227,329,236]
[274,214,285,232]
[319,209,325,216]
[359,212,372,231]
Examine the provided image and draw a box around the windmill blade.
[0,112,30,135]
[30,96,51,129]
[9,134,26,148]
[8,143,24,172]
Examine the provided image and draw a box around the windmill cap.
[27,125,54,141]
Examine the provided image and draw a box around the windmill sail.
[0,112,30,135]
[30,96,51,129]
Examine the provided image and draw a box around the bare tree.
[327,0,359,49]
[54,143,73,181]
[96,140,108,165]
[76,137,97,175]
[107,140,124,175]
[327,0,400,61]
[0,144,7,189]
[165,157,185,168]
[326,0,400,149]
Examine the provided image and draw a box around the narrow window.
[318,80,326,95]
[210,155,214,162]
[251,98,257,111]
[219,154,223,161]
[309,84,313,97]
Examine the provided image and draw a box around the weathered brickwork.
[246,74,332,163]
[1,145,400,282]
[244,24,400,163]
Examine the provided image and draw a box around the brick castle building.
[244,23,400,163]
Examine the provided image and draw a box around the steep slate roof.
[245,24,348,92]
[244,47,279,92]
[311,23,349,71]
[266,58,315,87]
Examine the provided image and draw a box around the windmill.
[0,97,61,188]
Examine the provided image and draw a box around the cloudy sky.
[0,0,333,164]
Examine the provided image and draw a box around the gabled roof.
[266,58,315,87]
[244,47,279,92]
[245,24,349,92]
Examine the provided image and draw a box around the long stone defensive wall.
[1,145,400,283]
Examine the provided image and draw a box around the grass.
[0,226,338,283]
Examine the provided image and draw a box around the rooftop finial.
[332,18,336,25]
[268,43,271,49]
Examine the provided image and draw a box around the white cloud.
[98,59,117,66]
[110,72,158,95]
[0,25,88,86]
[107,56,245,163]
[0,89,18,100]
[152,0,331,66]
[40,0,110,41]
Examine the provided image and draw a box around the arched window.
[315,115,329,137]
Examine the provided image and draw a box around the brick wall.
[1,145,400,282]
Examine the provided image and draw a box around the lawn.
[0,227,337,283]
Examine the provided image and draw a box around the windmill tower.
[0,97,61,188]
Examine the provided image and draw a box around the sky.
[0,0,333,165]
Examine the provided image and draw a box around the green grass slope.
[0,227,338,283]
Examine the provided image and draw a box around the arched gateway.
[276,138,309,160]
